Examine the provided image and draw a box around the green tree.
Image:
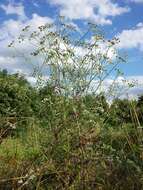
[0,71,40,139]
[0,72,34,117]
[108,98,132,126]
[137,95,143,123]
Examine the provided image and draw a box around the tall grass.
[0,95,142,190]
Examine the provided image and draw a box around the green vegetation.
[0,71,143,190]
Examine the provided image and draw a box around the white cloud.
[27,76,37,85]
[0,2,27,21]
[0,55,34,74]
[0,12,53,41]
[136,22,143,27]
[115,76,143,99]
[32,2,40,7]
[0,13,53,74]
[117,22,143,51]
[28,13,53,29]
[86,75,143,101]
[48,0,130,25]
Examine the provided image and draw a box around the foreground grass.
[0,116,143,190]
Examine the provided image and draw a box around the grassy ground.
[0,101,143,190]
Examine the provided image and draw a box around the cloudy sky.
[0,0,143,98]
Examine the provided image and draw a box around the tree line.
[0,69,142,133]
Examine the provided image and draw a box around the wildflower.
[18,179,23,184]
[29,174,36,180]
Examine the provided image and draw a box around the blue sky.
[0,0,143,97]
